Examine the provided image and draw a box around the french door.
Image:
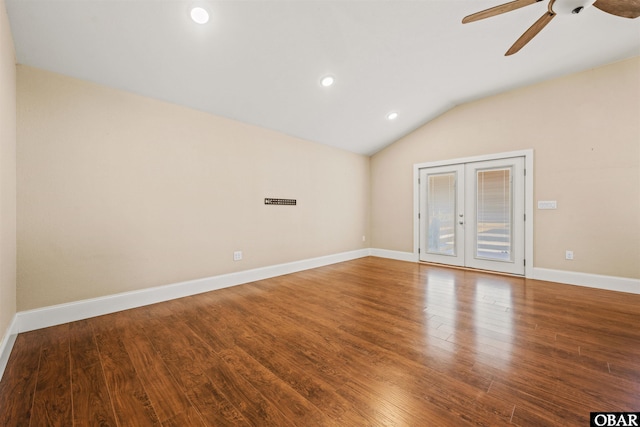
[418,157,525,275]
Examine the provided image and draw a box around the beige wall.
[17,66,370,310]
[371,57,640,279]
[13,55,640,313]
[1,0,17,337]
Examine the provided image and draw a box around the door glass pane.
[427,173,456,256]
[476,168,512,261]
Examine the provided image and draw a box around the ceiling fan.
[462,0,640,55]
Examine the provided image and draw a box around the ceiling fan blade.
[505,11,555,56]
[593,0,640,18]
[462,0,542,24]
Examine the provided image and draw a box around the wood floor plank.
[69,319,101,369]
[488,379,592,426]
[207,302,363,424]
[0,330,43,426]
[69,318,118,426]
[263,277,494,392]
[140,316,251,426]
[1,257,639,426]
[71,362,117,427]
[214,290,417,425]
[120,327,207,426]
[183,299,239,353]
[29,324,73,427]
[142,305,293,426]
[223,279,510,426]
[161,406,209,427]
[225,279,512,425]
[94,328,161,426]
[203,351,295,427]
[217,346,337,426]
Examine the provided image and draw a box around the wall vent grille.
[265,198,296,206]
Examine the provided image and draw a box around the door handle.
[459,221,464,225]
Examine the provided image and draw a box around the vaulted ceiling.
[6,0,640,155]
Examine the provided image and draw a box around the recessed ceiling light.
[190,7,210,24]
[386,111,399,120]
[320,75,335,88]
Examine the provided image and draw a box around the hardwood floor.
[1,257,639,426]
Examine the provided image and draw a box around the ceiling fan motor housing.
[553,0,597,14]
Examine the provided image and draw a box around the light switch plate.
[538,200,557,209]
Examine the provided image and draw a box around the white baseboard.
[16,248,370,334]
[4,249,637,381]
[16,250,636,335]
[368,249,640,295]
[369,248,417,262]
[532,267,640,295]
[0,315,18,382]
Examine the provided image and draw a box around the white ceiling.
[6,0,640,155]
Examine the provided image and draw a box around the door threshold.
[418,261,524,278]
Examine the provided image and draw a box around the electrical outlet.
[565,250,574,260]
[233,251,242,261]
[362,235,366,242]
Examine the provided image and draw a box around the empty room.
[1,1,639,426]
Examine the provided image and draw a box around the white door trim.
[413,149,534,278]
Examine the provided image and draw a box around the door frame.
[413,149,534,278]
